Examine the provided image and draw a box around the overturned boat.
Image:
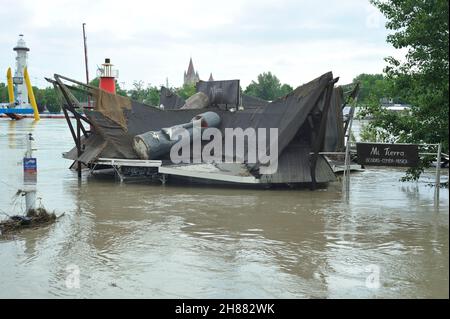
[48,71,353,188]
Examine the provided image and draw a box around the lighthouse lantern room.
[98,58,118,94]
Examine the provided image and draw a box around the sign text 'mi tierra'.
[356,143,419,167]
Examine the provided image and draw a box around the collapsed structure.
[48,71,355,188]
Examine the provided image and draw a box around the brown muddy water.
[0,119,448,298]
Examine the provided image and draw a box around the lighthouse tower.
[98,58,118,94]
[13,34,30,105]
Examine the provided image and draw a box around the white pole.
[24,133,37,213]
[26,133,32,157]
[343,138,351,201]
[434,143,442,206]
[342,105,356,202]
[25,190,36,212]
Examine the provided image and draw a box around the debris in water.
[0,207,60,236]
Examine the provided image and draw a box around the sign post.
[23,133,37,212]
[354,142,442,207]
[342,105,357,202]
[434,143,442,206]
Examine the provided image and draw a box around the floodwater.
[0,119,448,298]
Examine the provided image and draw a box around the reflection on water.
[0,119,448,298]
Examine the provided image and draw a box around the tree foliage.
[128,80,160,106]
[0,83,9,104]
[244,72,293,101]
[352,73,392,105]
[0,82,62,112]
[176,83,196,100]
[361,0,449,180]
[34,87,60,112]
[1,71,296,113]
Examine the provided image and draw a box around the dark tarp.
[254,71,333,162]
[260,144,336,183]
[63,134,123,162]
[323,87,345,152]
[159,87,185,110]
[85,72,332,163]
[196,80,240,106]
[66,72,339,183]
[161,83,269,109]
[241,94,269,108]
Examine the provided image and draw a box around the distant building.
[380,97,411,112]
[183,58,200,85]
[183,58,214,85]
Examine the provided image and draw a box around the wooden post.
[82,23,91,110]
[77,119,82,179]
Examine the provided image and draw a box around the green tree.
[280,83,294,97]
[361,0,449,180]
[0,82,9,103]
[352,73,392,105]
[176,83,196,100]
[89,77,100,88]
[33,86,61,112]
[244,72,293,100]
[33,86,45,112]
[128,80,146,101]
[42,87,60,112]
[128,80,160,106]
[144,86,160,106]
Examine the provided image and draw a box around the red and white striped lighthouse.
[98,58,118,94]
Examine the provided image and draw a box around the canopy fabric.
[64,72,341,183]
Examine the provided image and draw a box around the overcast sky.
[0,0,403,90]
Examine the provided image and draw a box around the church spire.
[187,57,195,76]
[184,57,200,85]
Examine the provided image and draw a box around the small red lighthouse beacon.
[98,58,118,94]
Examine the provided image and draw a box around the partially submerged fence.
[338,141,445,207]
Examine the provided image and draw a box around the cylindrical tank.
[133,130,176,160]
[192,111,221,128]
[133,112,221,160]
[99,77,116,93]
